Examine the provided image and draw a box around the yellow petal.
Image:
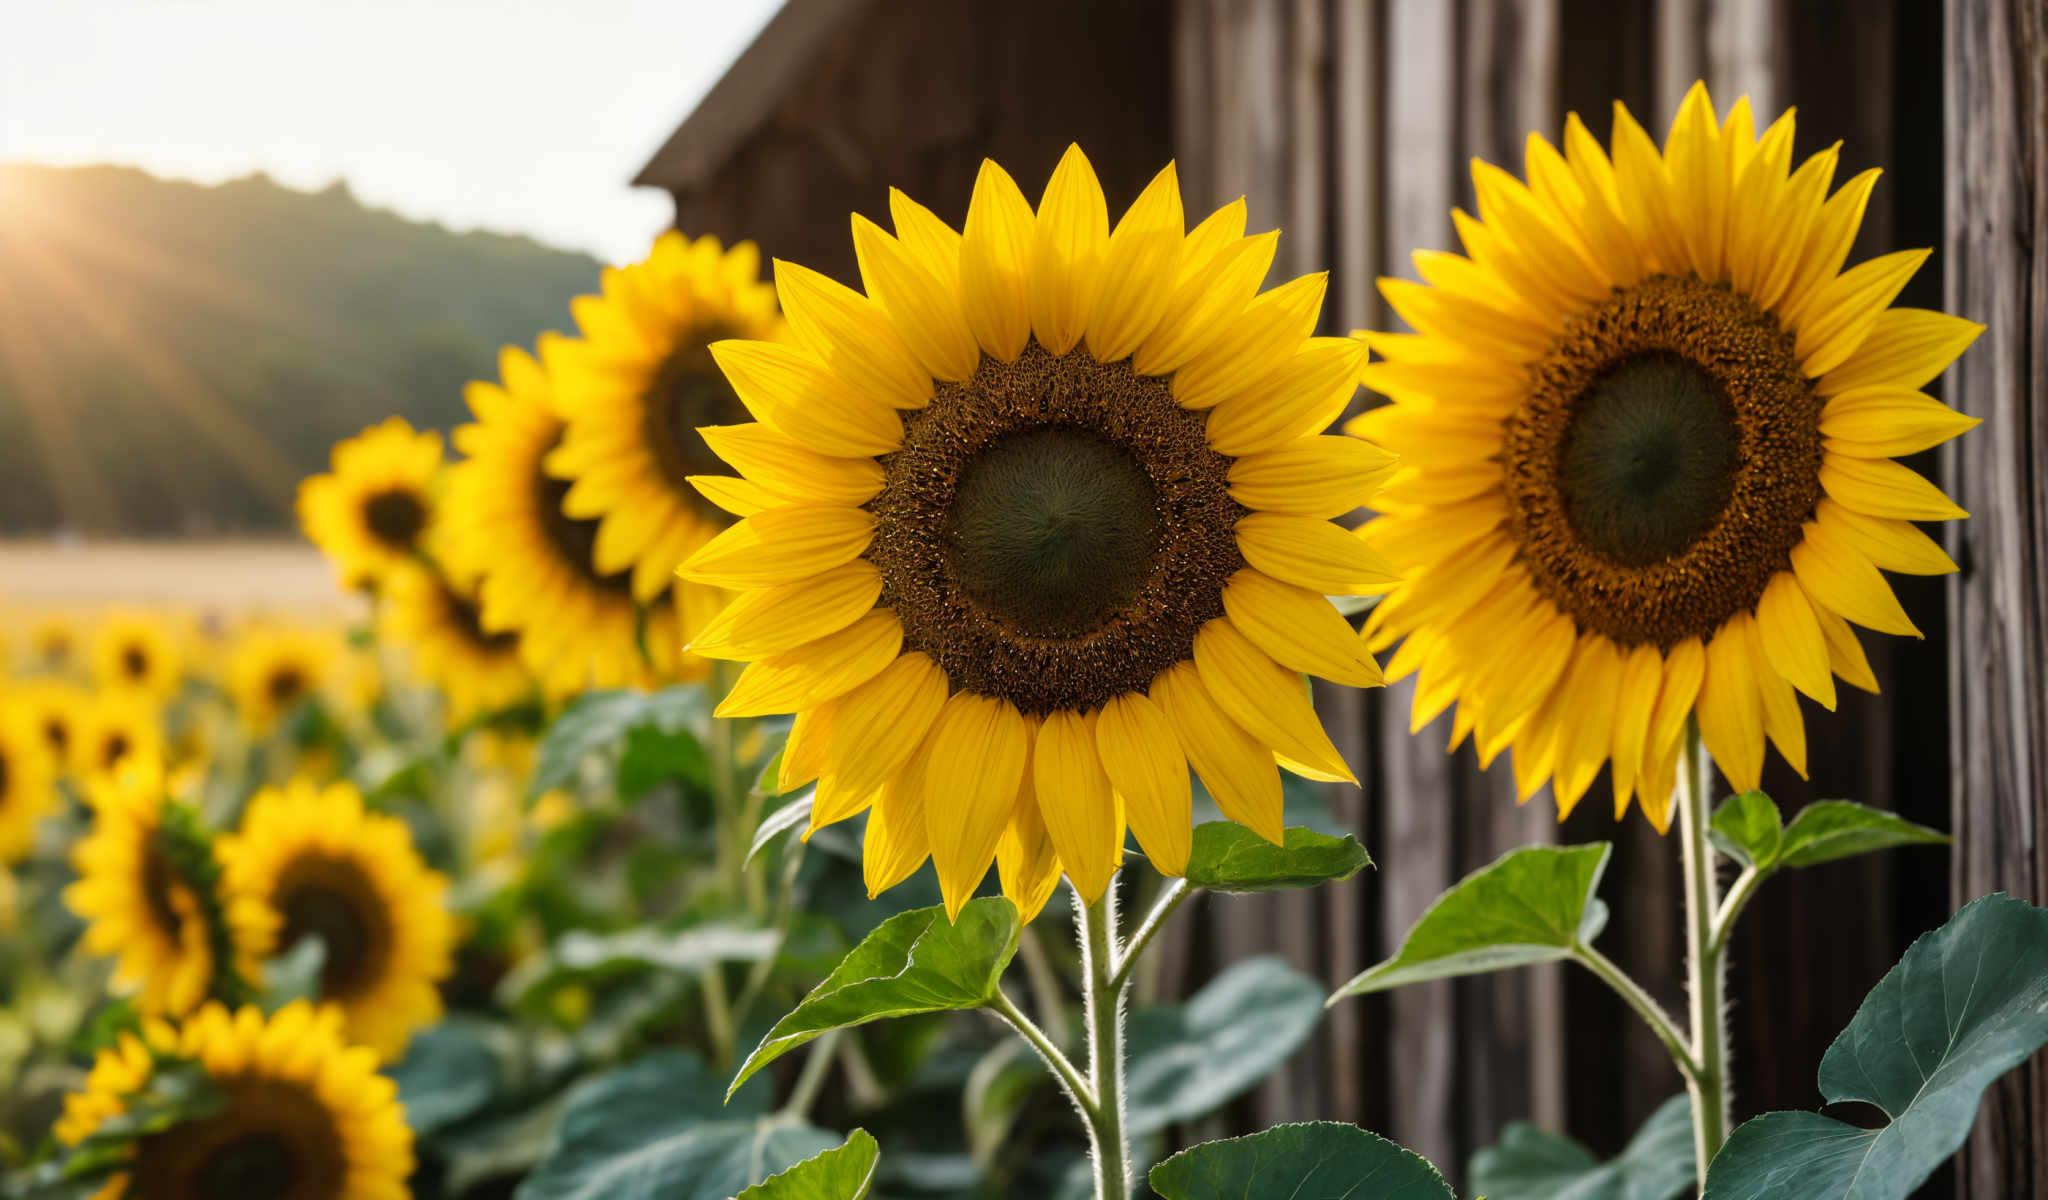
[687,475,776,518]
[864,768,930,897]
[1795,249,1932,378]
[1148,662,1282,844]
[1819,388,1981,457]
[1747,142,1842,311]
[1173,273,1328,410]
[1234,512,1402,596]
[1029,144,1110,355]
[958,159,1036,362]
[689,561,884,660]
[1820,453,1968,521]
[1644,637,1706,779]
[1220,570,1382,687]
[1813,604,1880,693]
[1754,571,1838,709]
[710,339,903,456]
[851,214,980,382]
[1777,168,1882,327]
[779,702,838,791]
[1205,338,1366,456]
[1814,498,1957,575]
[1608,642,1665,817]
[1745,614,1809,779]
[997,751,1063,922]
[679,507,874,589]
[889,189,963,280]
[1095,691,1193,877]
[1790,519,1921,637]
[1132,231,1279,377]
[715,611,903,718]
[1191,619,1355,785]
[1697,615,1765,793]
[921,693,1029,918]
[699,424,885,507]
[1085,162,1185,363]
[1817,309,1985,395]
[808,775,878,839]
[824,651,951,797]
[1034,710,1123,903]
[1552,637,1621,817]
[774,258,932,409]
[1227,435,1399,518]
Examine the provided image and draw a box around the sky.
[0,0,783,264]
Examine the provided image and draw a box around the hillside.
[0,163,603,535]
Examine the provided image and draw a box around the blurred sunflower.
[55,1000,413,1200]
[29,614,78,672]
[545,232,783,646]
[66,760,257,1015]
[226,626,337,732]
[218,779,455,1061]
[88,610,186,703]
[442,342,684,694]
[682,146,1394,917]
[75,692,164,782]
[297,416,444,590]
[0,709,57,863]
[378,559,532,725]
[16,677,89,767]
[1353,83,1979,828]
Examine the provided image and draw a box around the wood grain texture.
[1946,0,2048,1196]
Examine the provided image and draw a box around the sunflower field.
[3,53,2046,1200]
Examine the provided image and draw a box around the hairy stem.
[1572,943,1700,1084]
[1109,877,1191,995]
[1677,719,1730,1177]
[1077,885,1130,1200]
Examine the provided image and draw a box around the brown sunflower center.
[275,853,391,1000]
[1502,274,1823,647]
[141,842,185,944]
[102,732,131,771]
[43,717,68,755]
[133,1077,347,1200]
[644,335,746,505]
[867,341,1244,715]
[0,749,9,802]
[534,460,638,599]
[362,488,427,550]
[267,668,306,708]
[443,581,518,653]
[122,645,150,681]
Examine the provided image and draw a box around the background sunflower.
[297,415,444,591]
[377,557,533,726]
[87,610,186,705]
[0,708,57,864]
[225,625,338,733]
[1354,83,1978,827]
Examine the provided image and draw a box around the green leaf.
[531,687,709,796]
[748,790,816,865]
[499,923,780,1010]
[1331,843,1612,999]
[1470,1094,1693,1200]
[733,1129,880,1199]
[1703,894,2048,1200]
[388,1022,503,1137]
[616,723,710,799]
[1776,800,1948,869]
[727,897,1022,1099]
[1148,1122,1454,1199]
[1709,791,1783,868]
[1184,823,1371,893]
[517,1050,831,1200]
[1125,957,1324,1136]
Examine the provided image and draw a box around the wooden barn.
[634,2,2044,1195]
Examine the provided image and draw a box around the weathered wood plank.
[1946,1,2048,1196]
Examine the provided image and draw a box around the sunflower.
[226,626,338,732]
[16,677,89,767]
[442,342,685,694]
[66,759,258,1015]
[680,146,1395,918]
[75,692,165,781]
[0,707,57,863]
[29,614,78,671]
[297,416,443,590]
[377,558,532,725]
[54,1000,413,1200]
[544,232,784,644]
[1353,83,1979,829]
[217,778,455,1061]
[88,610,186,703]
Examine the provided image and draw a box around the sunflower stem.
[988,988,1094,1111]
[1076,883,1131,1200]
[1109,877,1190,995]
[1677,718,1730,1180]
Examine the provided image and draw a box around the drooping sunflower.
[681,146,1396,917]
[297,416,443,590]
[544,232,784,646]
[54,1000,413,1200]
[226,625,338,732]
[217,778,456,1061]
[0,707,57,863]
[66,759,258,1015]
[1353,83,1979,829]
[442,342,685,694]
[378,558,532,725]
[88,610,187,703]
[75,691,165,782]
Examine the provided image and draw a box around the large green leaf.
[1704,894,2048,1200]
[1183,824,1371,893]
[1776,800,1947,868]
[1125,957,1324,1136]
[1470,1094,1693,1200]
[727,897,1022,1098]
[733,1129,880,1199]
[532,687,709,796]
[515,1050,833,1200]
[616,723,710,799]
[388,1021,503,1137]
[1331,843,1612,999]
[1708,791,1784,868]
[1148,1122,1453,1199]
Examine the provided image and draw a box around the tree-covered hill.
[0,162,602,535]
